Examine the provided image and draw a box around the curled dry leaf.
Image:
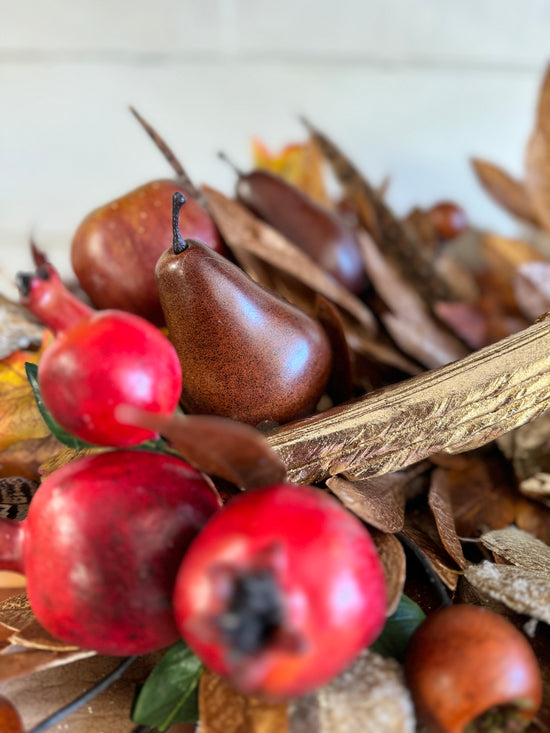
[314,295,354,405]
[289,649,415,733]
[497,410,550,482]
[201,186,378,336]
[0,695,23,733]
[465,561,550,624]
[534,62,550,132]
[370,530,406,616]
[116,406,286,490]
[265,317,550,484]
[0,647,95,683]
[0,296,44,360]
[481,232,544,310]
[326,474,405,533]
[480,526,550,574]
[525,128,550,233]
[199,667,288,733]
[0,593,33,634]
[519,473,550,507]
[428,469,467,569]
[514,260,550,321]
[0,435,64,482]
[401,512,461,591]
[470,158,538,224]
[356,229,469,369]
[9,617,80,653]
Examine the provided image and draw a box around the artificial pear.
[156,193,332,426]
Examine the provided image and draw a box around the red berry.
[428,201,468,241]
[173,483,387,699]
[0,450,220,655]
[405,604,542,733]
[17,263,182,447]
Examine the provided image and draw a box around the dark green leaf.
[370,594,425,662]
[131,641,202,730]
[24,362,94,450]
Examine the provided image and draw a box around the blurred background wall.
[1,0,549,295]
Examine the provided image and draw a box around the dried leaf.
[0,476,37,520]
[0,296,44,360]
[0,435,64,481]
[433,300,488,350]
[302,117,456,304]
[9,617,80,652]
[357,229,469,369]
[251,137,330,206]
[480,526,550,573]
[401,513,461,590]
[525,128,550,233]
[265,317,550,484]
[0,647,95,682]
[444,452,518,538]
[498,410,550,482]
[0,348,50,451]
[514,260,550,321]
[289,650,415,733]
[433,254,479,304]
[481,232,544,309]
[0,695,23,733]
[1,651,160,732]
[465,561,550,623]
[0,593,33,633]
[314,296,353,404]
[326,474,405,533]
[116,406,286,490]
[428,469,467,569]
[199,667,288,733]
[535,63,550,132]
[202,186,378,336]
[370,530,406,616]
[471,158,538,224]
[514,496,550,545]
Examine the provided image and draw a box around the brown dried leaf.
[535,63,550,131]
[471,158,538,224]
[0,476,37,521]
[0,695,23,733]
[370,530,406,616]
[117,406,286,490]
[199,667,288,733]
[402,207,438,251]
[401,513,461,590]
[433,300,488,350]
[0,593,33,633]
[38,444,103,478]
[266,318,550,484]
[1,651,160,732]
[289,650,415,733]
[0,647,95,682]
[480,526,550,573]
[357,229,469,368]
[314,296,353,404]
[445,452,518,538]
[428,469,467,569]
[433,254,480,304]
[202,186,378,336]
[303,117,457,304]
[0,296,44,360]
[10,617,80,652]
[481,232,544,309]
[465,561,550,623]
[525,128,550,233]
[0,435,64,481]
[326,474,405,533]
[514,496,550,545]
[514,260,550,321]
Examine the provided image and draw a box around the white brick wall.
[0,0,547,295]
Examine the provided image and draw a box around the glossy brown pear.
[222,156,368,294]
[156,193,333,426]
[71,179,224,325]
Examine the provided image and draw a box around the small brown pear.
[156,193,333,426]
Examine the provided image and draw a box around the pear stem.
[172,192,189,255]
[218,151,245,178]
[129,106,206,203]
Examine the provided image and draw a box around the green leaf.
[370,594,425,662]
[24,362,94,450]
[131,641,202,730]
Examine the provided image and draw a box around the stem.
[129,106,203,200]
[16,264,92,335]
[0,519,25,574]
[28,656,137,733]
[217,151,245,178]
[172,193,189,255]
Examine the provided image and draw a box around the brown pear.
[156,193,332,426]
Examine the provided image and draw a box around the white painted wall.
[1,0,548,296]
